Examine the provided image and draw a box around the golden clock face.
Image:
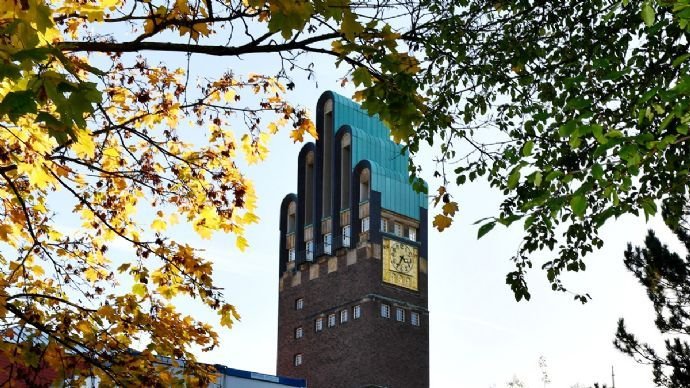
[382,238,419,291]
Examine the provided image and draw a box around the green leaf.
[36,111,74,144]
[507,168,521,189]
[591,124,607,144]
[619,144,642,166]
[673,53,690,67]
[0,62,21,81]
[570,194,587,217]
[521,140,534,156]
[11,47,53,62]
[642,2,655,27]
[533,171,543,187]
[477,221,496,239]
[640,197,657,220]
[352,67,372,87]
[558,121,577,137]
[591,163,604,180]
[0,91,38,122]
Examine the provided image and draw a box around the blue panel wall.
[327,91,427,219]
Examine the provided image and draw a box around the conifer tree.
[615,201,690,387]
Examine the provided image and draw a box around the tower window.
[315,318,323,332]
[342,225,351,247]
[361,217,370,233]
[328,313,336,327]
[323,233,332,255]
[295,327,303,339]
[380,304,390,319]
[288,248,296,262]
[295,298,304,310]
[353,305,361,319]
[340,309,348,323]
[394,222,403,237]
[396,308,405,322]
[408,226,417,241]
[306,240,314,261]
[411,312,420,326]
[294,354,303,366]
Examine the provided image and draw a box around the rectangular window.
[288,248,296,262]
[295,298,304,310]
[340,309,348,323]
[361,216,370,232]
[323,233,332,255]
[328,313,336,327]
[353,305,361,319]
[342,225,351,246]
[396,308,405,322]
[380,304,390,319]
[306,240,314,261]
[380,218,388,233]
[408,227,416,241]
[315,318,323,332]
[394,222,403,237]
[411,312,420,326]
[294,354,303,366]
[295,327,303,339]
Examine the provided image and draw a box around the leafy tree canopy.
[407,0,690,302]
[0,0,425,384]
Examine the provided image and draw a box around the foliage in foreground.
[0,0,423,384]
[410,0,690,301]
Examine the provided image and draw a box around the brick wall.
[277,242,429,388]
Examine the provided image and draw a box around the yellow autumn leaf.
[432,214,452,232]
[132,283,147,297]
[151,218,167,232]
[223,90,236,102]
[442,201,459,217]
[84,267,100,282]
[76,321,92,335]
[31,265,45,276]
[236,235,249,252]
[71,129,96,158]
[16,162,54,189]
[289,128,305,143]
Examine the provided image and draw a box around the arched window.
[359,168,370,203]
[322,99,334,218]
[287,202,296,233]
[340,133,351,210]
[305,151,315,225]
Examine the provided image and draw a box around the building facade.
[277,91,429,388]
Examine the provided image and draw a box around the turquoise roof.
[328,92,427,219]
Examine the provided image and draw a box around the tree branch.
[58,33,340,56]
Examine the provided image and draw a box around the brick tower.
[277,91,429,388]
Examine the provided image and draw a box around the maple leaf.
[442,201,459,217]
[432,214,452,232]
